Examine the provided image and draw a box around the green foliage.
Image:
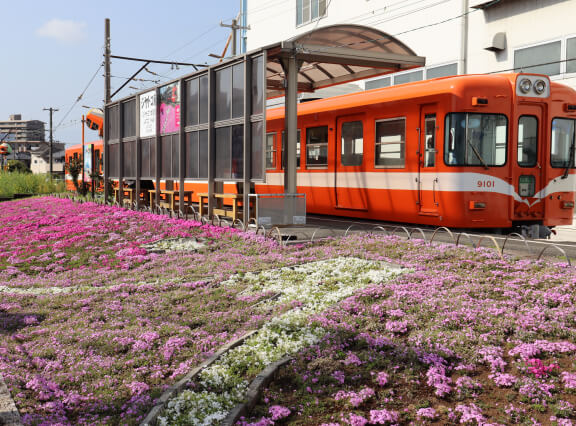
[7,160,31,174]
[65,157,90,196]
[0,172,65,197]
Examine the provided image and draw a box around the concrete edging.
[139,330,258,426]
[0,373,23,426]
[221,356,293,426]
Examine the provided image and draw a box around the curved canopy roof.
[264,24,425,98]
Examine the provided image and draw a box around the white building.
[243,0,576,92]
[29,143,65,175]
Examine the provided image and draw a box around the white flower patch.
[159,258,404,425]
[143,237,206,253]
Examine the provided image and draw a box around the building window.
[427,63,458,79]
[365,77,391,91]
[375,118,406,168]
[297,0,326,26]
[394,70,423,85]
[514,41,561,76]
[306,126,328,167]
[567,37,576,74]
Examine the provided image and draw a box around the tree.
[7,160,31,174]
[65,157,88,195]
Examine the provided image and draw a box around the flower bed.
[1,197,576,425]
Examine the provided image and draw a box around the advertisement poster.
[84,144,92,182]
[160,82,180,134]
[139,90,156,138]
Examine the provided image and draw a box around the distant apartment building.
[0,114,46,167]
[243,0,576,92]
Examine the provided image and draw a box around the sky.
[1,0,242,145]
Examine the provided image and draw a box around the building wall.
[245,0,576,90]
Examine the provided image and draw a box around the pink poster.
[160,82,180,134]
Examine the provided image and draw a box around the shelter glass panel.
[108,104,119,140]
[123,140,136,178]
[375,118,405,168]
[141,138,153,178]
[232,63,244,118]
[160,82,180,134]
[171,134,180,178]
[186,132,199,178]
[186,78,199,126]
[108,143,119,177]
[215,127,231,179]
[216,67,232,121]
[199,130,208,178]
[121,99,136,138]
[514,41,561,76]
[199,75,209,124]
[232,124,244,179]
[251,56,264,115]
[161,135,173,178]
[252,122,264,179]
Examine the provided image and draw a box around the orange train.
[67,73,576,234]
[257,73,576,234]
[64,140,103,191]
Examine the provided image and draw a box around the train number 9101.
[477,180,495,188]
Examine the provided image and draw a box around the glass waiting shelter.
[104,24,425,224]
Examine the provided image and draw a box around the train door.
[418,106,439,215]
[335,115,368,210]
[514,105,545,220]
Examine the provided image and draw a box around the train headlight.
[519,78,532,94]
[533,79,547,95]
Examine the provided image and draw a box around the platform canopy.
[264,24,425,98]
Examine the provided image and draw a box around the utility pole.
[220,17,250,56]
[43,107,58,177]
[104,18,111,104]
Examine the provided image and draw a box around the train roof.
[66,140,103,151]
[266,73,576,121]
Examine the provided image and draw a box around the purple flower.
[268,405,291,421]
[369,409,398,424]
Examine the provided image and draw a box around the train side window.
[517,116,538,167]
[375,118,405,168]
[265,133,276,169]
[341,121,363,166]
[306,126,329,167]
[424,114,436,167]
[281,130,301,169]
[551,118,576,168]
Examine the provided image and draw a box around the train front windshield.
[551,118,576,168]
[445,113,508,167]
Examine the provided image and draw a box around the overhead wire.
[54,62,103,132]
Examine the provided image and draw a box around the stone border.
[221,356,293,426]
[0,373,23,426]
[140,330,257,426]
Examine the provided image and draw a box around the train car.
[258,73,576,234]
[65,140,103,191]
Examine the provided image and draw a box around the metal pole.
[460,0,469,75]
[43,107,58,178]
[104,18,111,104]
[283,54,300,194]
[81,115,85,187]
